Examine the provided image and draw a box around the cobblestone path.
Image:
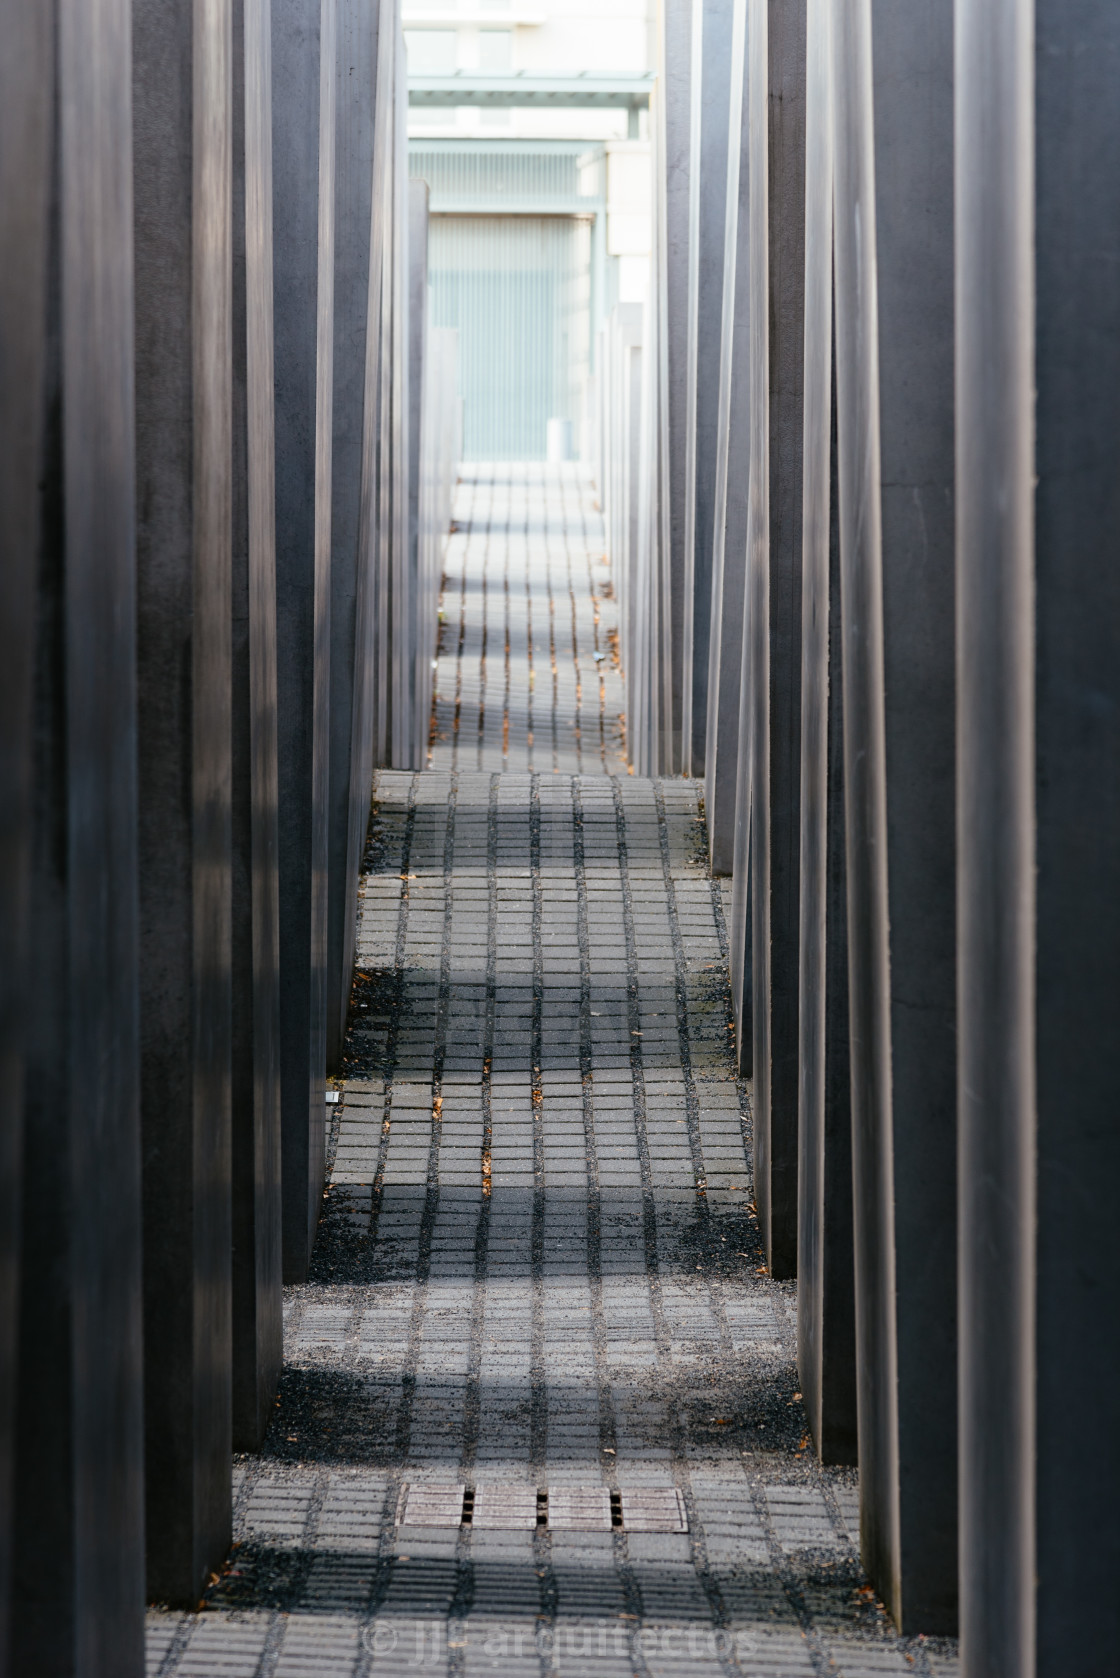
[147,468,957,1677]
[429,464,628,776]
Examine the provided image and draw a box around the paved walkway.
[147,467,957,1677]
[430,464,628,776]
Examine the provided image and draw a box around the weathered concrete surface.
[705,0,751,878]
[231,0,284,1453]
[958,0,1120,1670]
[682,0,734,778]
[833,0,957,1631]
[797,0,855,1470]
[132,0,235,1606]
[10,0,146,1665]
[325,0,383,1073]
[272,0,335,1283]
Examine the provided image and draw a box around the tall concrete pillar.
[325,0,387,1070]
[873,0,958,1629]
[342,6,400,1054]
[625,206,659,776]
[705,0,751,875]
[133,0,234,1602]
[389,32,412,769]
[656,0,691,772]
[957,0,1120,1671]
[621,293,658,771]
[728,0,766,1077]
[0,0,44,1655]
[955,2,1033,1663]
[373,166,394,768]
[796,0,855,1467]
[611,302,645,761]
[408,178,431,769]
[731,0,806,1275]
[272,0,335,1280]
[682,0,734,777]
[628,93,666,777]
[8,0,146,1664]
[230,0,283,1451]
[833,0,957,1631]
[623,317,645,735]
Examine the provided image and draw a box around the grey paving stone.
[148,465,955,1678]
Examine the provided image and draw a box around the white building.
[406,0,654,459]
[405,0,655,140]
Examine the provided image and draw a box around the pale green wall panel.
[410,143,602,461]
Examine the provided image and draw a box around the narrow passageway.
[431,463,628,776]
[146,468,956,1678]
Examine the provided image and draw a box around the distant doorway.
[428,214,591,460]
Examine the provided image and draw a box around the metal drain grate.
[399,1483,466,1527]
[397,1483,688,1533]
[619,1488,688,1533]
[471,1485,539,1530]
[545,1487,612,1531]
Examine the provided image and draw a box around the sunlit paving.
[148,463,948,1674]
[430,465,627,775]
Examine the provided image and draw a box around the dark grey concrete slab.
[796,0,855,1467]
[340,3,399,1057]
[658,0,692,772]
[728,0,766,1080]
[374,278,391,769]
[415,320,457,728]
[622,313,645,764]
[272,0,335,1280]
[831,0,898,1614]
[231,0,283,1452]
[958,1,1120,1671]
[620,296,660,776]
[388,45,411,768]
[132,0,234,1603]
[608,303,646,767]
[0,2,48,1655]
[705,0,751,875]
[408,178,429,768]
[872,0,957,1633]
[955,5,1033,1667]
[834,0,957,1633]
[796,390,854,1465]
[325,0,383,1071]
[373,200,393,769]
[953,1,1034,1665]
[1029,7,1120,1660]
[682,0,734,777]
[738,0,806,1278]
[10,6,147,1667]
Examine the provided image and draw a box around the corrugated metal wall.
[409,144,600,204]
[425,216,590,460]
[410,144,601,461]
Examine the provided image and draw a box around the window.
[478,29,512,71]
[404,29,457,74]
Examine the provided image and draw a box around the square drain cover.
[620,1488,688,1532]
[400,1484,466,1527]
[394,1483,689,1534]
[545,1487,612,1531]
[472,1485,539,1530]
